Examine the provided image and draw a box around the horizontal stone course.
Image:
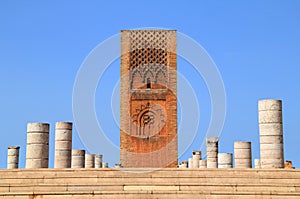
[0,168,299,198]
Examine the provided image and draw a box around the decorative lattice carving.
[126,30,174,89]
[128,30,174,52]
[129,48,167,69]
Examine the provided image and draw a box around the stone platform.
[0,168,299,198]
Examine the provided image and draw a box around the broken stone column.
[179,161,188,168]
[54,122,72,168]
[115,163,122,168]
[102,162,108,168]
[85,154,95,168]
[234,141,252,168]
[259,99,284,168]
[284,160,294,169]
[95,154,103,168]
[192,151,201,168]
[254,159,261,168]
[206,137,219,168]
[218,153,232,168]
[26,123,49,168]
[71,150,85,168]
[7,146,20,169]
[199,160,207,168]
[188,158,193,168]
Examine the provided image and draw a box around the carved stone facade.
[120,30,177,168]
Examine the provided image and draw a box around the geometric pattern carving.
[129,30,174,54]
[129,48,167,69]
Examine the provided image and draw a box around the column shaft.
[72,150,85,168]
[259,99,284,168]
[234,141,252,168]
[218,153,232,168]
[26,123,49,168]
[85,154,95,168]
[192,151,201,168]
[7,146,20,169]
[54,122,72,168]
[206,137,219,168]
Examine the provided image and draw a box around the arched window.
[146,78,151,89]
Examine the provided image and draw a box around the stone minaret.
[120,30,177,168]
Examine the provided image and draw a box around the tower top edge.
[121,29,177,32]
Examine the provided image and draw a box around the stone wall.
[0,168,299,198]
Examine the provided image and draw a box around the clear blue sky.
[0,1,299,168]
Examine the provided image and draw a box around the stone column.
[234,142,252,168]
[259,99,284,168]
[26,123,49,168]
[199,160,207,168]
[95,154,103,168]
[192,151,201,168]
[180,161,188,168]
[7,146,20,169]
[102,162,108,168]
[206,137,219,168]
[85,154,95,168]
[254,159,261,168]
[218,153,232,168]
[115,163,122,168]
[178,162,182,168]
[54,122,72,168]
[188,158,193,168]
[71,150,85,168]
